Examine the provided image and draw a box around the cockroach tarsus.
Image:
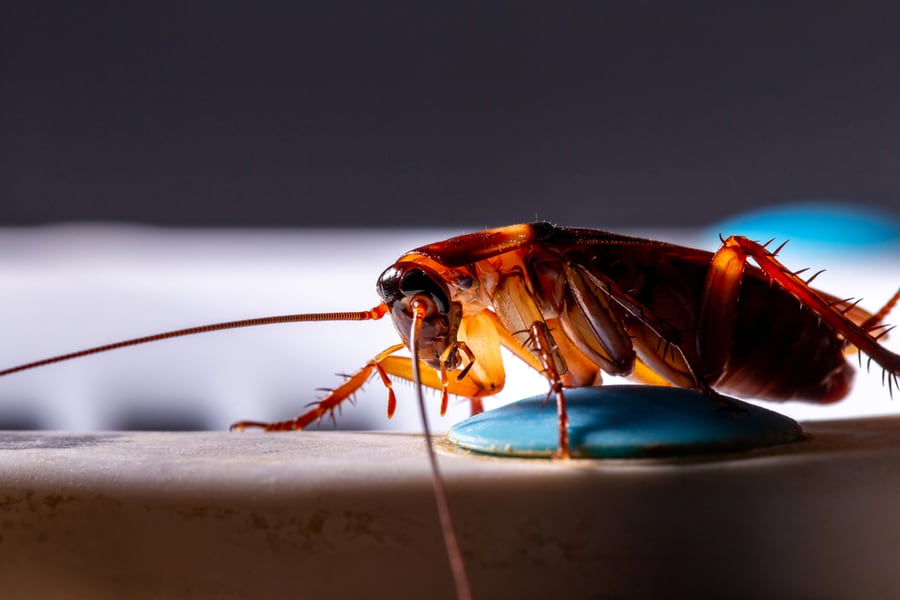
[1,222,899,600]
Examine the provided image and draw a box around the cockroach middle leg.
[529,321,571,459]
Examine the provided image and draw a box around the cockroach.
[1,222,899,599]
[2,221,900,451]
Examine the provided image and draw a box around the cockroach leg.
[230,343,406,431]
[468,397,485,416]
[723,236,900,380]
[438,363,451,416]
[697,238,746,382]
[529,321,570,459]
[230,338,495,432]
[372,361,398,419]
[860,288,900,333]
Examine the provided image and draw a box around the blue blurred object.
[705,202,900,250]
[447,386,803,459]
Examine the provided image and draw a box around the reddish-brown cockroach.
[2,223,900,450]
[1,222,899,599]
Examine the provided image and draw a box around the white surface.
[0,224,897,431]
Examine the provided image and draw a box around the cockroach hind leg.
[729,237,900,383]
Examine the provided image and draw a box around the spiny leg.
[230,343,406,431]
[528,321,570,459]
[860,287,900,333]
[724,235,900,392]
[230,344,493,432]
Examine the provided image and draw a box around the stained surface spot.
[0,433,119,450]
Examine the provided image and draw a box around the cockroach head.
[377,262,463,369]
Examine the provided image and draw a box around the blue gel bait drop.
[447,386,803,458]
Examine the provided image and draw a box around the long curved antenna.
[0,305,388,378]
[410,300,471,600]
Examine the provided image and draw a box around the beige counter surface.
[2,419,899,599]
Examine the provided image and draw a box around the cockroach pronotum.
[1,222,899,599]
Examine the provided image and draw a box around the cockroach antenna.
[0,301,474,595]
[410,299,472,600]
[0,309,387,378]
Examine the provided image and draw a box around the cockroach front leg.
[230,344,493,432]
[230,343,407,431]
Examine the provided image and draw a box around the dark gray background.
[2,1,898,228]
